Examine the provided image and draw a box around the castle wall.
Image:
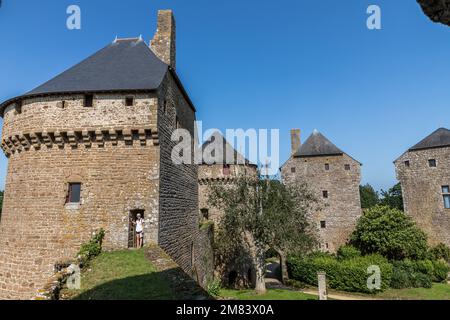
[281,154,362,252]
[0,93,160,299]
[198,164,256,224]
[157,73,200,276]
[395,147,450,246]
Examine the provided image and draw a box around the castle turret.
[395,127,450,246]
[0,10,200,300]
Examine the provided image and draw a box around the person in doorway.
[134,214,144,248]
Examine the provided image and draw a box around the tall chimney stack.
[290,129,301,156]
[150,10,176,69]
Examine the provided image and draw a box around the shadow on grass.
[70,267,210,300]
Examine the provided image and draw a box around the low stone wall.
[34,262,80,300]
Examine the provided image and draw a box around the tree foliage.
[208,174,318,292]
[350,205,428,260]
[379,183,404,211]
[359,184,379,209]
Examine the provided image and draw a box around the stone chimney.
[150,10,176,69]
[291,129,301,156]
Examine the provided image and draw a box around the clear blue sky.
[0,0,449,191]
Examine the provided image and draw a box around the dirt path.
[266,278,378,300]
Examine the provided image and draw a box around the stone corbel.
[81,130,91,148]
[41,132,53,148]
[95,130,104,147]
[67,131,77,148]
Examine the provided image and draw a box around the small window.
[442,186,450,209]
[325,243,329,249]
[429,159,437,168]
[345,164,351,171]
[125,97,134,106]
[84,94,93,108]
[163,99,167,114]
[291,167,296,173]
[323,190,329,199]
[66,183,81,204]
[404,161,410,167]
[16,100,23,114]
[325,163,330,171]
[200,208,209,220]
[320,221,326,229]
[223,164,231,175]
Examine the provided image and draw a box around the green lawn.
[374,283,450,300]
[220,289,317,300]
[62,249,173,300]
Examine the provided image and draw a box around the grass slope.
[63,249,173,300]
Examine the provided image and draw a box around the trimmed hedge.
[337,245,361,260]
[287,254,392,293]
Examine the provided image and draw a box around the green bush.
[431,260,450,282]
[390,260,435,289]
[429,243,450,263]
[287,253,392,293]
[77,229,105,265]
[350,205,428,260]
[337,245,361,260]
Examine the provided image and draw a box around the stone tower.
[395,127,450,247]
[198,131,258,288]
[0,10,200,299]
[281,129,362,253]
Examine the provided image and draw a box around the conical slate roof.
[0,38,173,114]
[200,131,252,165]
[294,130,344,157]
[27,38,168,95]
[409,128,450,151]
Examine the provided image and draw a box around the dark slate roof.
[28,38,168,95]
[294,130,344,157]
[200,131,254,166]
[0,38,179,114]
[409,128,450,151]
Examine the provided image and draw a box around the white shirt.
[136,218,144,233]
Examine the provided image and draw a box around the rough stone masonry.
[0,10,203,299]
[281,129,362,253]
[395,128,450,247]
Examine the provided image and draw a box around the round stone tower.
[0,10,200,300]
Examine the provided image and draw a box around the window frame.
[125,96,134,107]
[320,221,326,229]
[442,185,450,209]
[66,182,82,204]
[428,159,437,168]
[325,163,330,171]
[404,160,410,167]
[345,164,351,171]
[223,164,231,176]
[84,94,94,108]
[291,167,296,173]
[322,190,329,199]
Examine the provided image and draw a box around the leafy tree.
[208,174,317,293]
[350,205,428,260]
[380,183,404,211]
[359,184,379,209]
